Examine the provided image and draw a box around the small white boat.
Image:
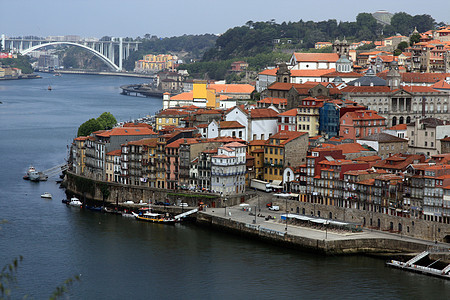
[41,192,52,199]
[68,197,82,207]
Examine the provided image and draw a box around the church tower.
[276,62,291,83]
[386,61,401,90]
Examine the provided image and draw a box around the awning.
[270,180,283,188]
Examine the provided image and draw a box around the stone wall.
[196,212,431,255]
[64,171,250,208]
[273,200,450,242]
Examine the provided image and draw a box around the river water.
[0,73,448,299]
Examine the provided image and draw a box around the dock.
[120,84,164,98]
[387,251,450,280]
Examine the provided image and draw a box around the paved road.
[204,200,450,249]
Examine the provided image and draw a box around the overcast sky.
[2,0,449,38]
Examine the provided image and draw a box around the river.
[0,73,448,299]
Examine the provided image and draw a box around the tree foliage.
[77,112,117,137]
[0,55,33,74]
[122,34,217,71]
[201,12,438,62]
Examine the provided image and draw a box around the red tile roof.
[258,97,287,105]
[219,121,245,129]
[267,130,307,145]
[250,108,279,119]
[96,127,156,137]
[293,53,339,62]
[106,149,122,156]
[278,108,298,116]
[208,84,255,94]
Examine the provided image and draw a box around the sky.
[2,0,449,39]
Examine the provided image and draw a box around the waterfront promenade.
[200,199,450,256]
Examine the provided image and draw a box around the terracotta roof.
[373,153,425,171]
[74,136,89,141]
[106,149,122,156]
[388,124,407,130]
[249,139,266,146]
[278,108,298,116]
[127,138,158,147]
[431,80,450,90]
[258,68,277,76]
[224,142,246,148]
[166,138,200,148]
[208,84,255,94]
[266,130,307,145]
[219,121,245,129]
[344,110,385,121]
[352,155,382,162]
[319,143,372,154]
[250,108,279,119]
[258,97,287,105]
[293,53,339,62]
[96,127,156,137]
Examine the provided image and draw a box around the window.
[431,142,434,147]
[280,149,283,156]
[425,142,428,146]
[425,131,428,137]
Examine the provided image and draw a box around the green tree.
[410,32,421,46]
[394,49,402,56]
[391,12,413,35]
[97,112,117,130]
[397,41,409,52]
[77,118,102,137]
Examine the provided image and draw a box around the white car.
[179,203,188,207]
[268,205,279,211]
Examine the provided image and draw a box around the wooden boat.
[132,212,177,224]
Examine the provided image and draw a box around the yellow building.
[105,149,121,182]
[155,109,191,131]
[135,54,176,72]
[164,82,219,109]
[297,97,323,137]
[263,131,308,183]
[248,140,266,180]
[72,136,89,175]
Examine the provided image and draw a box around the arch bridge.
[1,35,140,71]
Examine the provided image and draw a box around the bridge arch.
[20,41,120,71]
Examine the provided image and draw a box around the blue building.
[319,102,340,138]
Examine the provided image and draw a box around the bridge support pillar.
[119,37,123,71]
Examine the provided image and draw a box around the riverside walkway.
[200,201,450,255]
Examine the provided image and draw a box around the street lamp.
[285,196,288,231]
[224,197,227,216]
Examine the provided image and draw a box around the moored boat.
[131,212,177,224]
[40,192,52,199]
[68,197,82,207]
[23,166,36,180]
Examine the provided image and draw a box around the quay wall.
[276,200,450,243]
[64,172,250,208]
[196,212,431,255]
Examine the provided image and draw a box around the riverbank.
[43,69,156,78]
[0,73,41,80]
[197,203,450,258]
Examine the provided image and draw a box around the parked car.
[266,202,272,208]
[268,205,279,211]
[179,203,188,207]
